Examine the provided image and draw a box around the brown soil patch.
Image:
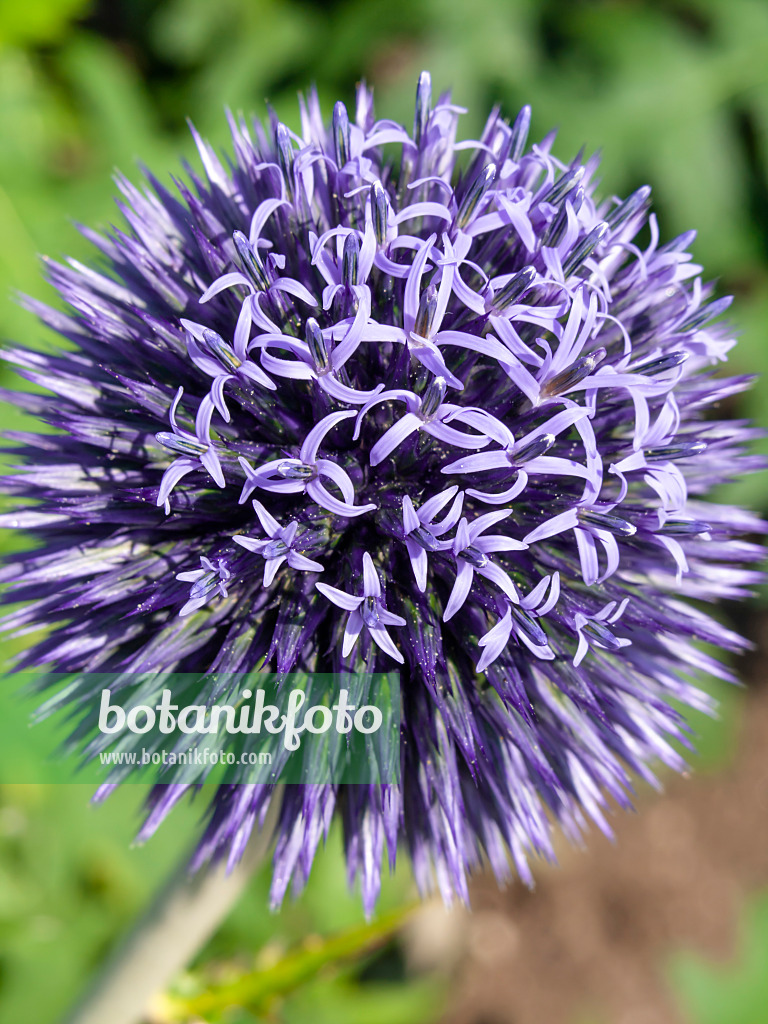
[410,613,768,1024]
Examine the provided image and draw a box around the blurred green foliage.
[0,0,91,49]
[160,904,439,1023]
[669,892,768,1024]
[0,0,767,1022]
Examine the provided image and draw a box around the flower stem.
[61,790,282,1024]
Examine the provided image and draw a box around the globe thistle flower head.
[1,72,765,914]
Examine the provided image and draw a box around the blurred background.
[1,0,768,1021]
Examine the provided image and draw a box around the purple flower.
[402,485,464,591]
[238,409,376,517]
[177,556,232,617]
[523,502,637,587]
[254,316,385,406]
[316,552,406,663]
[181,309,277,422]
[572,599,631,667]
[353,376,501,466]
[234,500,324,586]
[2,71,764,915]
[442,510,528,620]
[155,387,224,512]
[477,573,560,671]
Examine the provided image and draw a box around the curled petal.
[200,448,225,488]
[442,449,510,474]
[403,233,437,333]
[200,272,251,303]
[316,459,356,505]
[320,376,384,405]
[330,291,372,370]
[157,458,197,511]
[233,535,268,553]
[402,495,420,533]
[260,351,314,380]
[369,412,421,466]
[418,484,460,524]
[477,561,520,602]
[405,539,428,592]
[251,499,281,537]
[210,375,231,422]
[524,508,579,545]
[271,277,319,307]
[467,472,528,506]
[425,421,490,450]
[306,478,376,517]
[249,197,291,246]
[477,606,513,673]
[233,296,253,360]
[574,528,599,586]
[300,409,357,462]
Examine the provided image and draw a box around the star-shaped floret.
[156,387,224,512]
[316,552,406,663]
[234,501,324,586]
[238,410,377,517]
[442,510,528,621]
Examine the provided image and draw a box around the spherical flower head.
[1,72,764,914]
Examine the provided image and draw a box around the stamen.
[561,221,609,277]
[278,461,316,480]
[605,185,651,230]
[510,433,555,465]
[333,101,351,168]
[461,545,488,568]
[635,351,688,375]
[543,186,584,247]
[413,285,438,340]
[509,105,531,162]
[157,432,208,456]
[190,571,219,600]
[233,230,269,291]
[410,526,442,551]
[371,181,389,246]
[262,538,290,559]
[511,605,548,647]
[645,441,707,461]
[202,328,242,371]
[657,519,712,536]
[414,71,431,147]
[306,317,329,372]
[582,619,624,649]
[275,123,295,193]
[342,232,360,288]
[544,349,605,397]
[578,508,636,536]
[421,376,447,419]
[493,265,536,310]
[362,595,380,627]
[456,164,496,230]
[540,166,585,207]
